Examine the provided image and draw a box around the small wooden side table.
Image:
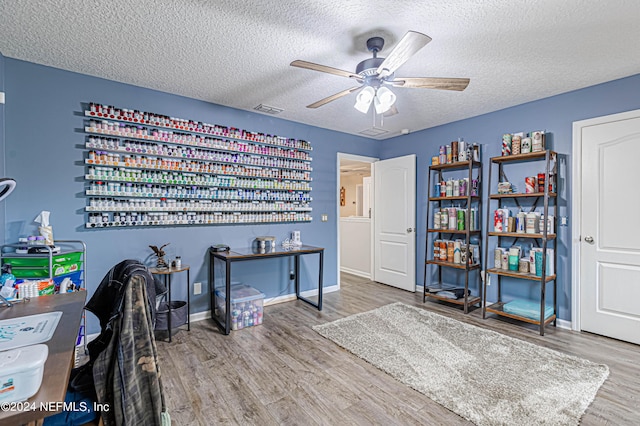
[149,265,190,342]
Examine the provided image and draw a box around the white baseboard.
[190,310,211,323]
[264,293,298,305]
[189,285,339,322]
[556,318,572,330]
[85,289,571,341]
[339,267,371,280]
[300,284,339,298]
[81,286,342,336]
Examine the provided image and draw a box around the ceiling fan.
[290,31,470,115]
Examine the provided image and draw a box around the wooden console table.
[208,245,324,335]
[0,291,86,425]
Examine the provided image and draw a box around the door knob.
[407,228,414,233]
[584,236,594,244]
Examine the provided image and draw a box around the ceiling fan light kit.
[291,30,470,119]
[373,86,396,114]
[354,86,376,113]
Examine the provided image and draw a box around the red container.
[525,177,537,193]
[537,173,545,193]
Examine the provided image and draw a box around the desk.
[0,291,86,426]
[149,266,191,343]
[209,245,324,335]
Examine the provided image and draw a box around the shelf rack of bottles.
[423,159,483,314]
[83,103,313,227]
[481,150,558,336]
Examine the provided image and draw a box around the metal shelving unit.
[423,160,483,313]
[482,150,558,335]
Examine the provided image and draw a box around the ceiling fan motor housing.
[357,37,394,84]
[356,57,394,87]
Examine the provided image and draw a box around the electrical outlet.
[193,282,202,295]
[560,216,568,226]
[321,214,328,222]
[289,271,295,280]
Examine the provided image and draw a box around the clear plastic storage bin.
[215,284,265,330]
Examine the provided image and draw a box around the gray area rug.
[313,302,609,426]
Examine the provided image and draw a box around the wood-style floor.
[156,273,640,425]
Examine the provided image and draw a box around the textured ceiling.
[1,0,639,140]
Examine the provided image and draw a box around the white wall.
[339,217,371,278]
[340,174,363,217]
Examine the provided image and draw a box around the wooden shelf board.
[486,268,556,282]
[485,302,556,326]
[429,160,481,171]
[426,260,481,270]
[429,196,481,201]
[425,292,481,306]
[427,229,481,234]
[489,192,557,199]
[488,232,556,239]
[490,151,557,163]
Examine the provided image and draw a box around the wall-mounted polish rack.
[83,103,313,228]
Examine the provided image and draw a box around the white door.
[373,155,416,291]
[579,110,640,345]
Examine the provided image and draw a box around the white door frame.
[336,153,378,289]
[571,108,640,332]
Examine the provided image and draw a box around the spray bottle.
[0,264,16,287]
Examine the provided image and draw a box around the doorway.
[572,109,640,345]
[337,154,377,286]
[336,153,417,292]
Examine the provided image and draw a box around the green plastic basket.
[3,251,82,267]
[13,261,83,278]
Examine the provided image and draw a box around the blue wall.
[2,55,639,327]
[2,59,378,333]
[380,73,640,321]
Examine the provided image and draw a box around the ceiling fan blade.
[390,77,470,91]
[306,87,361,108]
[291,60,361,80]
[376,31,432,77]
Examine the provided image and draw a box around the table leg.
[294,254,300,299]
[210,255,215,323]
[167,274,172,343]
[210,256,230,335]
[294,252,323,310]
[318,250,323,310]
[225,259,231,335]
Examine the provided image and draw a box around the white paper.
[34,211,54,244]
[0,311,62,351]
[34,211,50,227]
